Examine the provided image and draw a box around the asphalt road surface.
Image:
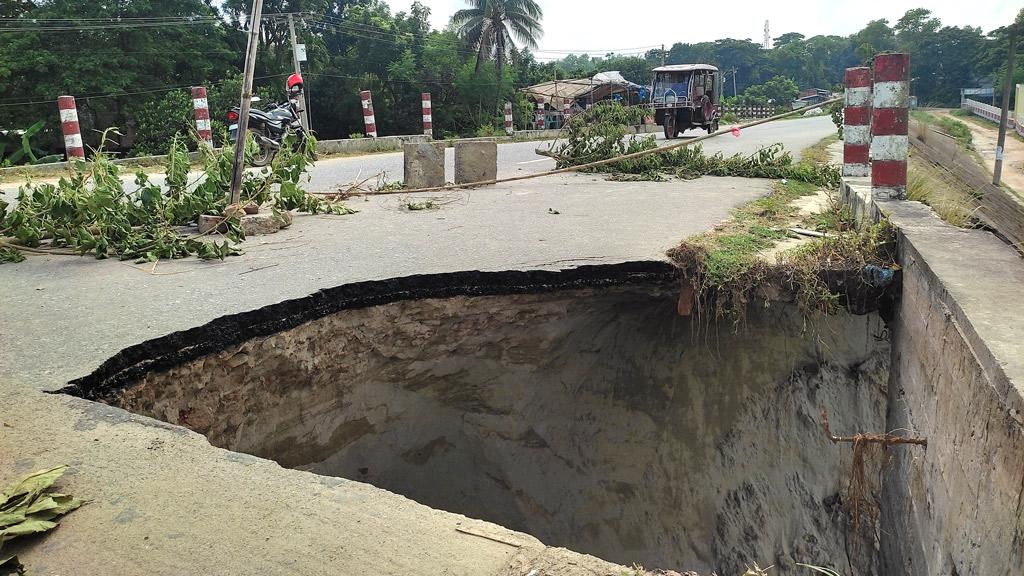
[309,115,834,192]
[0,115,835,197]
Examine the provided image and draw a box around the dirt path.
[934,109,1024,200]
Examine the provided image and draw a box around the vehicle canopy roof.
[652,64,719,73]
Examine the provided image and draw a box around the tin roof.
[652,64,719,73]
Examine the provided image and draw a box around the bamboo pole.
[346,97,843,197]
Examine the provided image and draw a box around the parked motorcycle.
[226,97,310,167]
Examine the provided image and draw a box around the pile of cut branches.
[549,101,841,188]
[0,132,354,264]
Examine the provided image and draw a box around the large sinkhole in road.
[75,266,892,574]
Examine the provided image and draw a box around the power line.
[0,73,292,107]
[0,12,303,22]
[0,12,295,32]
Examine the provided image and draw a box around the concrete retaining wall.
[843,180,1024,576]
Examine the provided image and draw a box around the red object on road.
[730,126,741,137]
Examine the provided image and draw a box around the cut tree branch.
[820,407,928,448]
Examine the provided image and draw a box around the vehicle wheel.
[251,131,276,167]
[664,115,676,140]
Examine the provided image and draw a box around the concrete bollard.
[403,142,445,189]
[454,141,497,184]
[360,90,378,138]
[504,102,514,136]
[191,86,213,147]
[421,92,432,137]
[57,96,85,160]
[871,53,910,200]
[535,102,544,130]
[843,67,872,178]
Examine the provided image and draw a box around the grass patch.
[800,133,840,166]
[667,133,897,322]
[910,110,974,149]
[906,154,979,227]
[672,177,819,288]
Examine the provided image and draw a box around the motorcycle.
[226,97,310,167]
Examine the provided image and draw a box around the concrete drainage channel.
[58,262,907,575]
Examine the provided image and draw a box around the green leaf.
[0,518,58,543]
[0,511,25,528]
[0,466,67,509]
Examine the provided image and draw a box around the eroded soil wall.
[107,284,889,574]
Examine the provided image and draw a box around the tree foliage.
[0,3,1018,159]
[452,0,543,79]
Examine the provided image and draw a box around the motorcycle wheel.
[251,129,277,167]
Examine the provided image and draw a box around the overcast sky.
[383,0,1020,58]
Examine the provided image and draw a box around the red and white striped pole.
[191,86,213,147]
[535,102,544,130]
[871,53,910,200]
[843,67,872,178]
[562,102,572,124]
[504,102,514,135]
[421,92,432,137]
[360,90,377,138]
[57,96,85,160]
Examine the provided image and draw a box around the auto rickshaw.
[650,64,722,139]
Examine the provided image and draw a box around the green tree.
[741,76,799,106]
[773,32,805,48]
[0,0,240,152]
[852,18,897,61]
[451,0,544,79]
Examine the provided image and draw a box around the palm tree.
[452,0,543,80]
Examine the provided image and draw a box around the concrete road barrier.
[403,142,446,189]
[454,141,497,184]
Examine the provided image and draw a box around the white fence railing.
[962,98,1024,137]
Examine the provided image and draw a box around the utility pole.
[288,14,310,132]
[661,44,665,67]
[995,22,1017,186]
[732,68,738,98]
[229,0,264,206]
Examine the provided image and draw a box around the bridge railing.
[962,98,1024,137]
[721,105,781,119]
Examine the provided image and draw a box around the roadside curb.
[0,126,659,182]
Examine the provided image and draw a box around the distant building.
[792,88,831,109]
[523,71,646,127]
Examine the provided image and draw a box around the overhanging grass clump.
[668,178,898,321]
[550,101,841,188]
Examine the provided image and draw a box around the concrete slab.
[0,385,621,576]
